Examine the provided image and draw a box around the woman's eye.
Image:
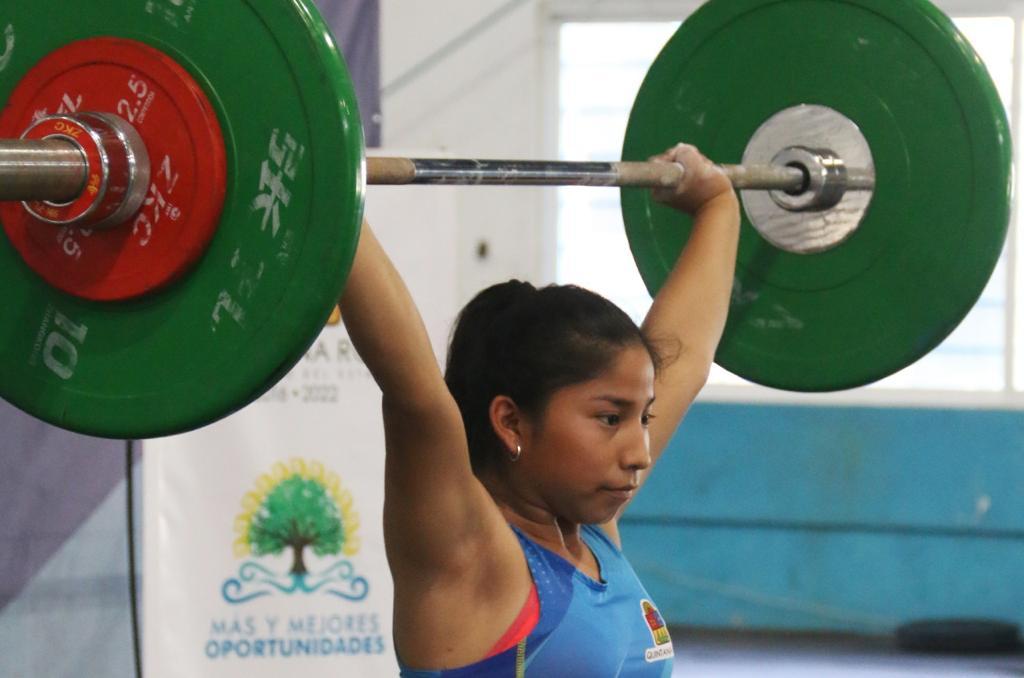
[600,414,621,426]
[641,413,652,426]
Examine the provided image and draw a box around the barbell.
[0,0,1011,438]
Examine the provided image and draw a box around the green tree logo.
[234,459,360,573]
[222,459,368,604]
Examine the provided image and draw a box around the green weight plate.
[0,0,364,437]
[621,0,1011,391]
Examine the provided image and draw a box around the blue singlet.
[399,524,675,677]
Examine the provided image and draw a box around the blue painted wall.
[620,402,1024,633]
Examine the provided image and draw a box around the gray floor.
[671,630,1024,677]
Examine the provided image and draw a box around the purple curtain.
[0,405,126,612]
[315,0,382,147]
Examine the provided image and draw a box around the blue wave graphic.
[222,559,369,604]
[309,560,370,601]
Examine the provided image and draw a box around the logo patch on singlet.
[640,599,674,662]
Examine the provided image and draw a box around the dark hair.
[444,280,661,473]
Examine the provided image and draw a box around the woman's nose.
[621,426,652,471]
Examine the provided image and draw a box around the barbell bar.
[364,157,879,193]
[0,138,86,202]
[0,0,1011,439]
[0,136,875,200]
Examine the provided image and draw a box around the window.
[554,5,1022,402]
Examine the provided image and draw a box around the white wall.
[378,0,551,305]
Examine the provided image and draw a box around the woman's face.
[518,343,656,526]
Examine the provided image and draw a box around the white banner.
[144,173,458,677]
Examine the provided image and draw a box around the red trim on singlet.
[484,582,540,658]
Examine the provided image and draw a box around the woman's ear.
[488,395,522,454]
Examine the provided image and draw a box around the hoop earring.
[509,443,522,462]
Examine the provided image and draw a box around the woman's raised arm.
[337,223,499,573]
[642,144,741,463]
[339,223,452,405]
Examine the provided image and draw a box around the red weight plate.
[0,37,226,301]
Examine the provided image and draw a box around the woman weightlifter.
[338,143,739,676]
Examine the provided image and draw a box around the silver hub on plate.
[741,104,875,254]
